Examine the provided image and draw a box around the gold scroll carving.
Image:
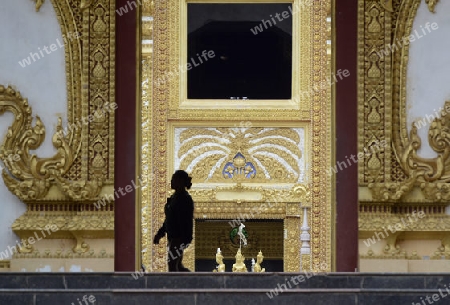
[0,86,99,201]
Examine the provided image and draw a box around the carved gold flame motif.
[0,85,102,202]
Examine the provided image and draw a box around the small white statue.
[238,223,247,246]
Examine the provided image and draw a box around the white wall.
[407,1,450,158]
[0,1,66,258]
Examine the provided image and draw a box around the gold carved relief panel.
[172,126,307,184]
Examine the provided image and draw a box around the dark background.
[187,4,292,100]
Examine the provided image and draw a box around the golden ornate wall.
[358,0,450,267]
[0,0,115,267]
[141,0,332,272]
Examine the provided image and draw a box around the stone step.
[0,273,449,304]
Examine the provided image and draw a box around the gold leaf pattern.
[177,127,304,184]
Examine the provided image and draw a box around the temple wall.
[358,0,450,272]
[0,1,66,261]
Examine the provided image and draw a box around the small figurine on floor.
[213,248,226,272]
[254,250,265,272]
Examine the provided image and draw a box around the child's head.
[171,170,192,190]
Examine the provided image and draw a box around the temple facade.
[0,0,448,273]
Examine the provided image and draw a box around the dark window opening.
[187,4,292,100]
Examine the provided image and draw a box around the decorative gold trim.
[311,0,332,272]
[359,214,450,231]
[141,0,154,271]
[13,248,114,259]
[379,0,439,13]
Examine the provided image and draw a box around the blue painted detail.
[222,152,256,179]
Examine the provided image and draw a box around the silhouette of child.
[153,170,194,272]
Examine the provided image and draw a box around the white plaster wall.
[407,1,450,158]
[0,1,66,258]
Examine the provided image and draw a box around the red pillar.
[114,0,137,271]
[335,0,358,271]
